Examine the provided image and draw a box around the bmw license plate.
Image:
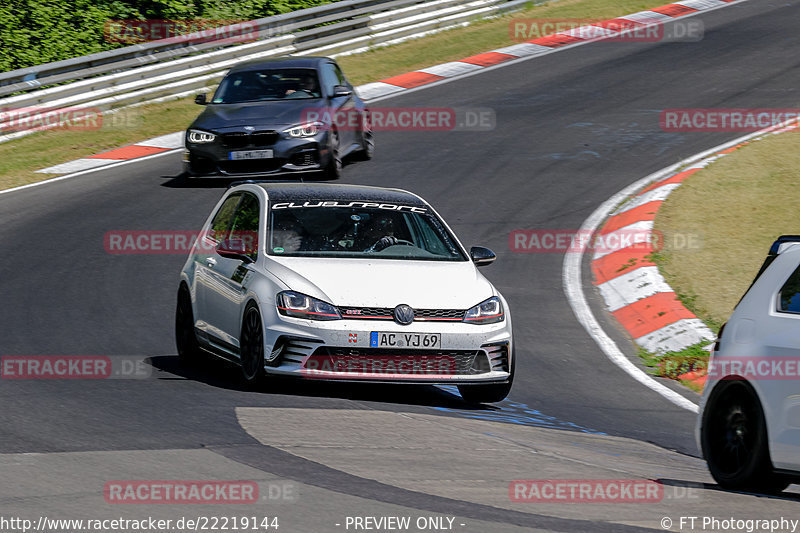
[229,149,273,160]
[370,332,441,348]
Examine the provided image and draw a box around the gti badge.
[244,126,255,131]
[393,304,414,325]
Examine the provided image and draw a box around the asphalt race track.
[2,1,800,530]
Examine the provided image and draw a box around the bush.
[0,0,339,72]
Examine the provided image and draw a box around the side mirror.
[194,93,207,105]
[470,246,496,267]
[217,237,255,264]
[332,85,352,98]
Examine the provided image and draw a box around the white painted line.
[676,0,727,10]
[619,11,675,23]
[1,149,182,197]
[591,219,654,260]
[355,82,406,100]
[636,318,716,354]
[491,43,552,57]
[612,183,680,215]
[558,25,615,40]
[596,266,673,312]
[564,114,800,413]
[418,61,484,77]
[36,158,121,174]
[137,131,185,149]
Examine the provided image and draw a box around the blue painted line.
[433,385,605,435]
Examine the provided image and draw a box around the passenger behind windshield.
[212,69,321,104]
[268,206,466,261]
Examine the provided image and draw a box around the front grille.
[290,152,317,166]
[338,307,465,321]
[305,347,481,375]
[220,131,278,148]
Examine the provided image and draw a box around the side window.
[778,264,800,313]
[229,192,260,258]
[331,62,347,86]
[320,64,340,95]
[208,193,241,243]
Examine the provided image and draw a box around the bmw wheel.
[322,130,342,180]
[175,285,202,365]
[701,380,789,493]
[356,114,374,161]
[240,303,266,385]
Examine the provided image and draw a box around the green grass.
[639,342,711,393]
[654,129,800,328]
[1,0,671,190]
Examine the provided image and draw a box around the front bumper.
[184,131,332,177]
[262,316,513,384]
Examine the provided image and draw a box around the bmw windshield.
[212,68,322,104]
[268,201,467,261]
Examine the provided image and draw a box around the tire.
[355,115,374,161]
[701,379,789,493]
[240,303,266,386]
[321,130,342,180]
[175,285,202,365]
[458,347,515,404]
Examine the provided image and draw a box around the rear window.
[778,263,800,313]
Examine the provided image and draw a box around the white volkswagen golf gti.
[698,235,800,492]
[176,182,514,403]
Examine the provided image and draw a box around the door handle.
[206,257,217,267]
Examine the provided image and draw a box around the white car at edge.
[175,182,514,403]
[698,235,800,492]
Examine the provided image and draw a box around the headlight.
[464,297,504,324]
[187,129,216,143]
[276,291,341,320]
[283,121,324,138]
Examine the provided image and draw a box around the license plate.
[229,149,273,160]
[370,332,441,348]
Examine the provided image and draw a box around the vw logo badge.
[393,304,414,325]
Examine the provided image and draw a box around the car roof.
[228,56,330,73]
[239,182,427,207]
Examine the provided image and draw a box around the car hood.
[192,100,323,130]
[265,257,495,309]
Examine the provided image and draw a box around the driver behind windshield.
[285,73,320,99]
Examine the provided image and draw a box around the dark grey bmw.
[184,56,374,179]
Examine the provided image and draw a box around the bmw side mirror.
[194,93,207,105]
[217,237,255,264]
[332,85,352,98]
[470,246,496,267]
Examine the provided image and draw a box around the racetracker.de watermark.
[300,107,495,131]
[509,18,703,42]
[0,356,150,379]
[709,357,800,380]
[104,19,258,44]
[510,479,670,503]
[104,230,258,254]
[509,229,703,254]
[301,354,457,379]
[0,107,141,134]
[661,109,800,132]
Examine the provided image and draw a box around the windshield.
[212,68,321,104]
[268,201,467,261]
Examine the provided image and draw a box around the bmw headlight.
[283,121,324,138]
[464,297,504,324]
[277,291,341,320]
[187,129,216,143]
